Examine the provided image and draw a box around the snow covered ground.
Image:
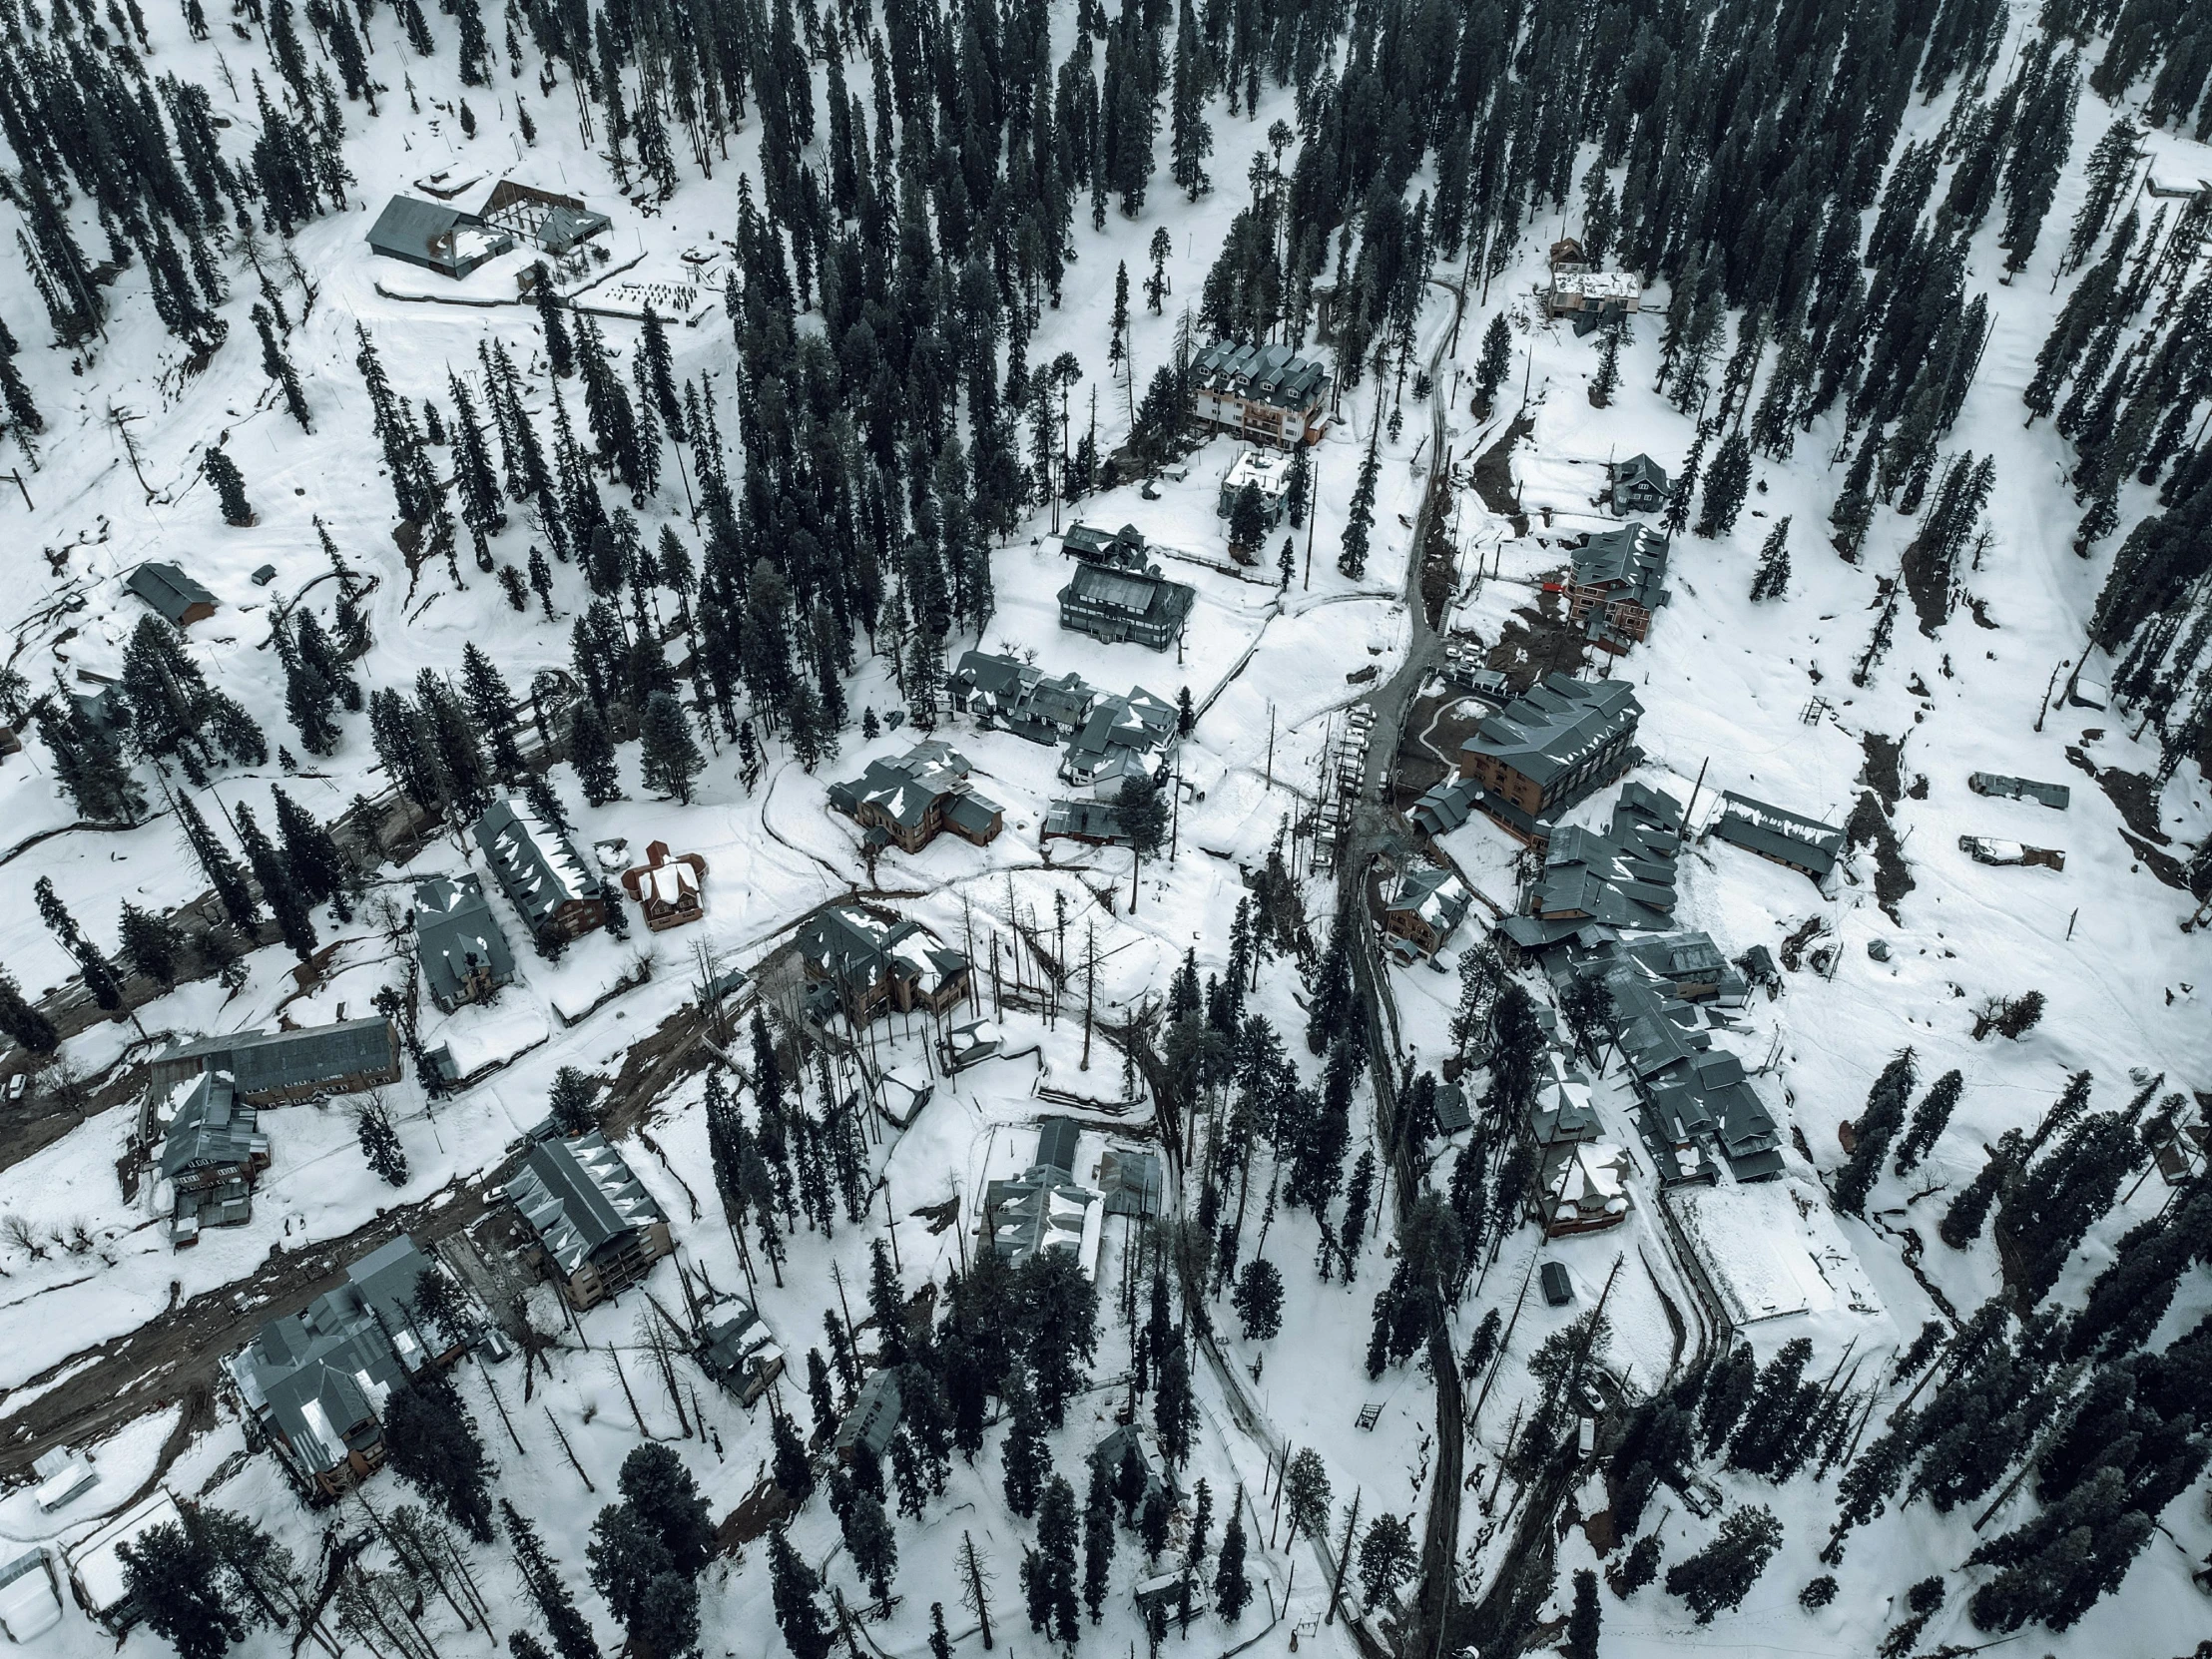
[0,0,2208,1656]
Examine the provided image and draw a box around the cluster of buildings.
[1543,239,1642,334]
[365,179,611,281]
[1054,522,1197,651]
[979,1116,1162,1278]
[949,648,1182,848]
[145,1016,404,1244]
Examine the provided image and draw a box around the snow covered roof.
[1461,673,1642,789]
[0,1550,61,1641]
[508,1130,665,1277]
[67,1488,185,1619]
[413,872,516,1006]
[1551,270,1640,299]
[474,797,597,930]
[1709,791,1844,878]
[1224,446,1294,498]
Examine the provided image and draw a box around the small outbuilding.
[1708,792,1845,884]
[127,560,217,627]
[1608,454,1670,516]
[697,1302,785,1405]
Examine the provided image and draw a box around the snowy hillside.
[0,0,2209,1658]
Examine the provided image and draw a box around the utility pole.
[1265,703,1276,791]
[1304,446,1319,589]
[4,469,30,508]
[1678,757,1709,847]
[1325,1487,1362,1624]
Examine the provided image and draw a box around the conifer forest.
[0,0,2210,1655]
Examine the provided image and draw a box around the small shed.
[697,1303,785,1405]
[1708,792,1844,884]
[835,1369,903,1461]
[1608,454,1670,517]
[1539,1261,1574,1307]
[127,561,217,626]
[0,1549,62,1643]
[66,1487,185,1633]
[1967,773,2069,811]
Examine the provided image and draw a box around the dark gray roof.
[829,743,1000,833]
[1043,798,1132,842]
[798,904,969,999]
[413,873,516,1005]
[157,1073,265,1180]
[1036,1117,1082,1176]
[127,561,215,623]
[1190,338,1330,410]
[364,195,493,272]
[1462,674,1642,789]
[1059,563,1197,632]
[509,1131,664,1276]
[1573,525,1670,611]
[156,1017,398,1100]
[538,204,611,252]
[836,1370,903,1454]
[1709,792,1845,878]
[227,1236,448,1475]
[474,798,597,931]
[1967,773,2070,810]
[1062,522,1148,565]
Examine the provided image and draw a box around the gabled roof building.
[1062,689,1178,789]
[1566,524,1670,653]
[1503,784,1683,953]
[225,1236,469,1495]
[697,1301,785,1405]
[620,839,711,928]
[1062,522,1151,568]
[1058,563,1197,651]
[797,904,972,1025]
[1609,454,1670,516]
[829,743,1004,854]
[156,1072,270,1245]
[1189,339,1331,447]
[1707,792,1845,884]
[509,1130,672,1309]
[1379,863,1473,958]
[1458,674,1643,841]
[474,797,608,941]
[126,561,217,626]
[414,872,517,1012]
[147,1016,402,1104]
[365,196,514,277]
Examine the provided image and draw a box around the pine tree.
[1665,1504,1782,1622]
[118,1519,249,1659]
[176,794,263,933]
[236,803,317,960]
[1169,0,1212,199]
[35,875,124,1010]
[568,699,621,806]
[1939,1133,2018,1248]
[1213,1494,1250,1621]
[1664,425,1708,538]
[1749,517,1792,601]
[1894,1070,1963,1174]
[533,264,574,376]
[1590,322,1622,407]
[639,692,705,804]
[1339,429,1380,580]
[1232,1257,1283,1340]
[1835,1049,1917,1214]
[356,1099,409,1185]
[1475,313,1513,411]
[1000,1366,1048,1517]
[204,446,254,525]
[770,1529,833,1659]
[119,901,186,988]
[254,303,310,430]
[382,1373,495,1540]
[35,695,145,825]
[1693,432,1753,538]
[1565,1568,1600,1659]
[1083,1459,1114,1622]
